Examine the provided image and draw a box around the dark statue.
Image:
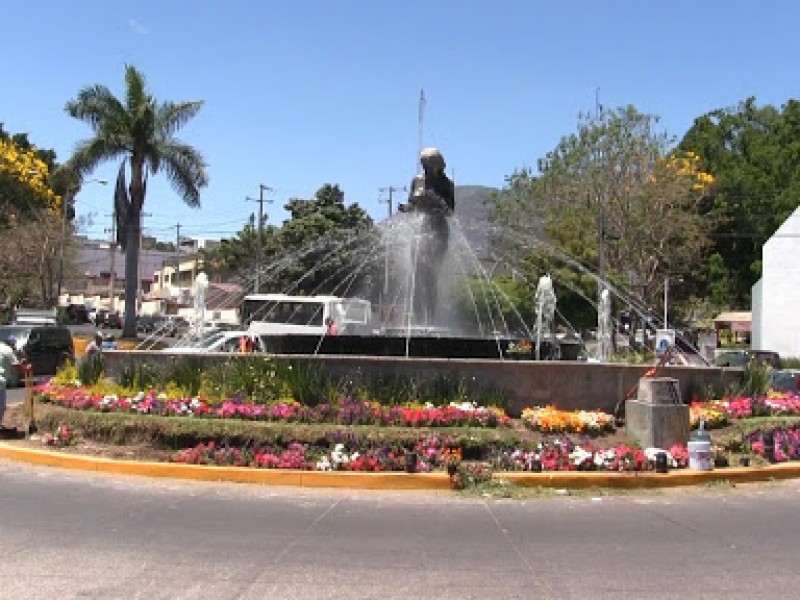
[398,147,455,324]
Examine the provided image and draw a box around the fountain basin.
[102,350,741,417]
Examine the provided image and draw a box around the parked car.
[0,324,74,378]
[101,311,123,329]
[90,309,108,327]
[162,315,190,337]
[136,315,165,334]
[0,340,22,387]
[162,331,265,354]
[714,349,782,369]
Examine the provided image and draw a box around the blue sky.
[3,1,799,242]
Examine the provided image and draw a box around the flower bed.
[745,425,800,463]
[36,383,511,428]
[521,405,615,434]
[690,392,800,428]
[168,436,687,473]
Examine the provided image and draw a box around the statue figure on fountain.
[398,147,455,325]
[534,274,557,359]
[597,287,612,362]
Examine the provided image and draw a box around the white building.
[751,206,800,357]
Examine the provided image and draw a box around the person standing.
[325,317,339,336]
[85,332,103,356]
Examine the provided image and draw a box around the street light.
[663,275,684,330]
[56,178,108,306]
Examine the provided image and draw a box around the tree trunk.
[123,157,145,339]
[122,205,141,338]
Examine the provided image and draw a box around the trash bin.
[688,421,712,471]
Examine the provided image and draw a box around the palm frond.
[65,85,127,134]
[156,101,204,138]
[66,138,128,180]
[124,65,149,113]
[159,142,208,207]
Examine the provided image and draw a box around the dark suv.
[714,349,782,369]
[101,311,123,329]
[0,324,75,377]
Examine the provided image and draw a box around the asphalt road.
[1,460,799,599]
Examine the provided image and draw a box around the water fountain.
[597,287,612,362]
[112,148,736,414]
[534,274,556,360]
[192,272,209,340]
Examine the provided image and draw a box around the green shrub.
[118,360,164,391]
[77,353,105,386]
[781,357,800,369]
[737,360,772,398]
[35,403,516,456]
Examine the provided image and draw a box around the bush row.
[35,403,525,459]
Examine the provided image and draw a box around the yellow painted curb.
[0,442,450,490]
[3,441,800,490]
[497,463,800,488]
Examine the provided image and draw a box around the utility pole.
[418,88,426,170]
[246,184,273,293]
[174,223,181,292]
[105,213,116,311]
[55,177,107,307]
[379,186,405,218]
[379,186,407,324]
[137,212,152,315]
[55,187,76,306]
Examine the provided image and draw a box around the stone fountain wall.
[102,351,741,417]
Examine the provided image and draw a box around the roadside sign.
[655,329,676,357]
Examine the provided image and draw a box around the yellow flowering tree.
[0,134,60,222]
[0,131,63,310]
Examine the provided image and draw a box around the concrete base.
[626,400,690,449]
[102,351,742,417]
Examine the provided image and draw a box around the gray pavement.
[2,459,799,599]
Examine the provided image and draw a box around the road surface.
[1,459,798,599]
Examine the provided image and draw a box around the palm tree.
[65,65,208,337]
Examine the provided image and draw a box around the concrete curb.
[3,441,800,490]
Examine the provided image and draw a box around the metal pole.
[108,214,116,311]
[174,223,181,292]
[55,188,73,306]
[247,185,273,294]
[256,185,264,293]
[58,178,106,307]
[597,199,606,306]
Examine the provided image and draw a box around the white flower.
[569,446,593,466]
[594,450,615,468]
[645,447,674,465]
[316,456,331,471]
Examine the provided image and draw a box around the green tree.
[679,97,800,307]
[491,106,711,331]
[201,213,279,285]
[275,184,376,297]
[64,65,208,337]
[202,184,376,298]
